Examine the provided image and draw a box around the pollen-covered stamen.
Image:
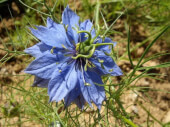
[84,59,88,71]
[89,26,94,33]
[64,24,68,32]
[80,59,91,86]
[50,45,72,55]
[109,69,113,72]
[72,24,80,32]
[98,59,104,63]
[57,58,74,74]
[98,59,105,69]
[100,35,105,42]
[62,44,67,49]
[50,47,56,54]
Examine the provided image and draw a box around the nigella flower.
[24,6,122,109]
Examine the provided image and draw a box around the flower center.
[76,43,80,52]
[72,30,115,60]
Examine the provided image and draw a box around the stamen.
[84,59,88,71]
[64,54,73,57]
[84,34,89,38]
[75,24,79,31]
[72,25,79,32]
[64,24,68,32]
[62,44,67,49]
[88,61,96,68]
[80,59,91,86]
[103,51,110,56]
[50,47,56,54]
[109,69,113,72]
[59,70,62,73]
[85,83,91,86]
[101,63,105,69]
[98,59,105,69]
[89,26,94,33]
[98,59,104,63]
[100,35,105,42]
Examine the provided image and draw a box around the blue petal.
[47,17,57,29]
[24,42,51,58]
[64,80,81,108]
[47,17,76,47]
[62,5,80,44]
[90,51,123,76]
[25,51,66,79]
[79,19,95,42]
[48,62,78,102]
[95,37,116,54]
[32,76,49,88]
[74,94,85,109]
[29,25,72,49]
[79,70,105,109]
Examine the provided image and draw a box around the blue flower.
[24,6,122,110]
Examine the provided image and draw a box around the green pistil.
[77,30,92,45]
[72,45,95,59]
[72,30,115,60]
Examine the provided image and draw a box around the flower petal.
[24,42,51,58]
[90,51,123,76]
[79,70,105,109]
[25,51,66,79]
[74,94,85,109]
[29,25,72,49]
[62,5,79,43]
[47,17,56,29]
[32,76,49,88]
[64,80,81,108]
[48,62,78,102]
[80,19,95,42]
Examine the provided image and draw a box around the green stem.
[138,103,163,126]
[128,25,169,84]
[19,0,50,16]
[44,0,59,23]
[127,26,134,68]
[121,116,138,127]
[0,48,25,54]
